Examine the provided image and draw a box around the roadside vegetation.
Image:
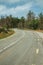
[0,10,43,39]
[0,29,14,39]
[35,30,43,33]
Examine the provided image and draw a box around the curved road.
[0,29,43,65]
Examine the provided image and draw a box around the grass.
[0,30,15,39]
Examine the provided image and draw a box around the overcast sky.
[0,0,43,18]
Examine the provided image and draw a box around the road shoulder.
[36,32,43,39]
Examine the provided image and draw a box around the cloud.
[14,2,33,17]
[36,0,43,7]
[15,2,32,11]
[0,0,31,4]
[0,5,6,11]
[0,2,33,17]
[0,6,15,16]
[0,0,20,3]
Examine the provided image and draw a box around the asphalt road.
[0,29,43,65]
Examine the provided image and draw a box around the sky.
[0,0,43,18]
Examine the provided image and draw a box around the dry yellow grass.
[0,30,15,39]
[35,30,43,33]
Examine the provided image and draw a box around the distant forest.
[0,10,43,33]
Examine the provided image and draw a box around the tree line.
[0,10,43,33]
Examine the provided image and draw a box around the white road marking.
[0,31,25,53]
[36,49,39,54]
